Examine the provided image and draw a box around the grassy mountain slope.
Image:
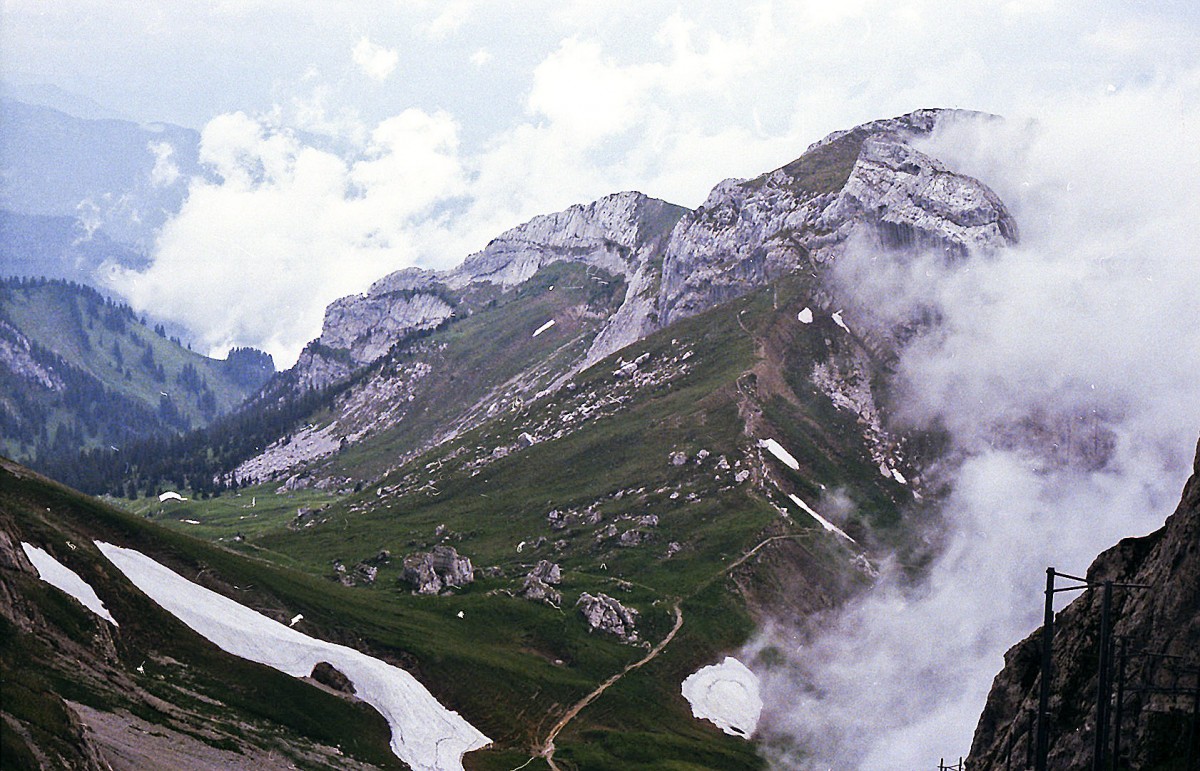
[100,270,916,768]
[1,458,403,770]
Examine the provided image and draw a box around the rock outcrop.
[576,592,639,643]
[401,545,475,595]
[520,560,563,605]
[968,438,1200,770]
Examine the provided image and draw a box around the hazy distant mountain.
[0,81,134,122]
[0,96,200,284]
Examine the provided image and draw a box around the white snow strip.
[289,613,303,627]
[891,468,908,485]
[159,491,186,502]
[95,542,490,771]
[21,543,118,626]
[681,656,762,738]
[532,319,555,337]
[182,519,201,525]
[831,310,851,333]
[758,438,800,471]
[787,494,857,544]
[797,307,813,324]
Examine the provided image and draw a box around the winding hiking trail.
[529,532,817,769]
[538,600,683,770]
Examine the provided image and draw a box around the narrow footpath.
[538,600,683,771]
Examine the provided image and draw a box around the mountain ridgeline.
[68,108,1015,500]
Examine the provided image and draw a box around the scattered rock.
[576,592,639,642]
[619,529,647,547]
[401,545,475,594]
[521,575,562,606]
[665,541,682,558]
[670,451,687,466]
[518,432,536,448]
[529,560,562,585]
[310,661,356,695]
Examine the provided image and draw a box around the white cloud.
[110,109,474,366]
[352,35,399,81]
[148,141,180,186]
[469,47,492,67]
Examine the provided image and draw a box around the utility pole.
[1093,580,1113,771]
[1036,568,1058,771]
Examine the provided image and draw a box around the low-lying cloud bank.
[746,77,1200,768]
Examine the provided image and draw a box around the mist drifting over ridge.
[746,82,1200,768]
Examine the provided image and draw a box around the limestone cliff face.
[299,110,1016,395]
[968,439,1200,770]
[658,108,1016,327]
[293,191,688,389]
[318,291,454,366]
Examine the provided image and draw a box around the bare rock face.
[968,438,1200,770]
[401,545,475,595]
[0,319,64,391]
[657,108,1017,327]
[576,592,639,643]
[318,291,453,366]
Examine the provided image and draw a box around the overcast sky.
[2,0,1198,364]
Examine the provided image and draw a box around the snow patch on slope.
[21,543,118,626]
[681,656,762,738]
[95,541,490,771]
[758,439,800,471]
[787,494,856,543]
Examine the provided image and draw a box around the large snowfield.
[95,541,490,771]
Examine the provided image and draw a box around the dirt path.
[527,533,811,770]
[538,600,684,770]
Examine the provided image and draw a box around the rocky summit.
[229,108,1015,492]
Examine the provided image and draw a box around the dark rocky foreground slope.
[968,439,1200,770]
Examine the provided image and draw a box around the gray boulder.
[576,592,639,642]
[401,545,474,594]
